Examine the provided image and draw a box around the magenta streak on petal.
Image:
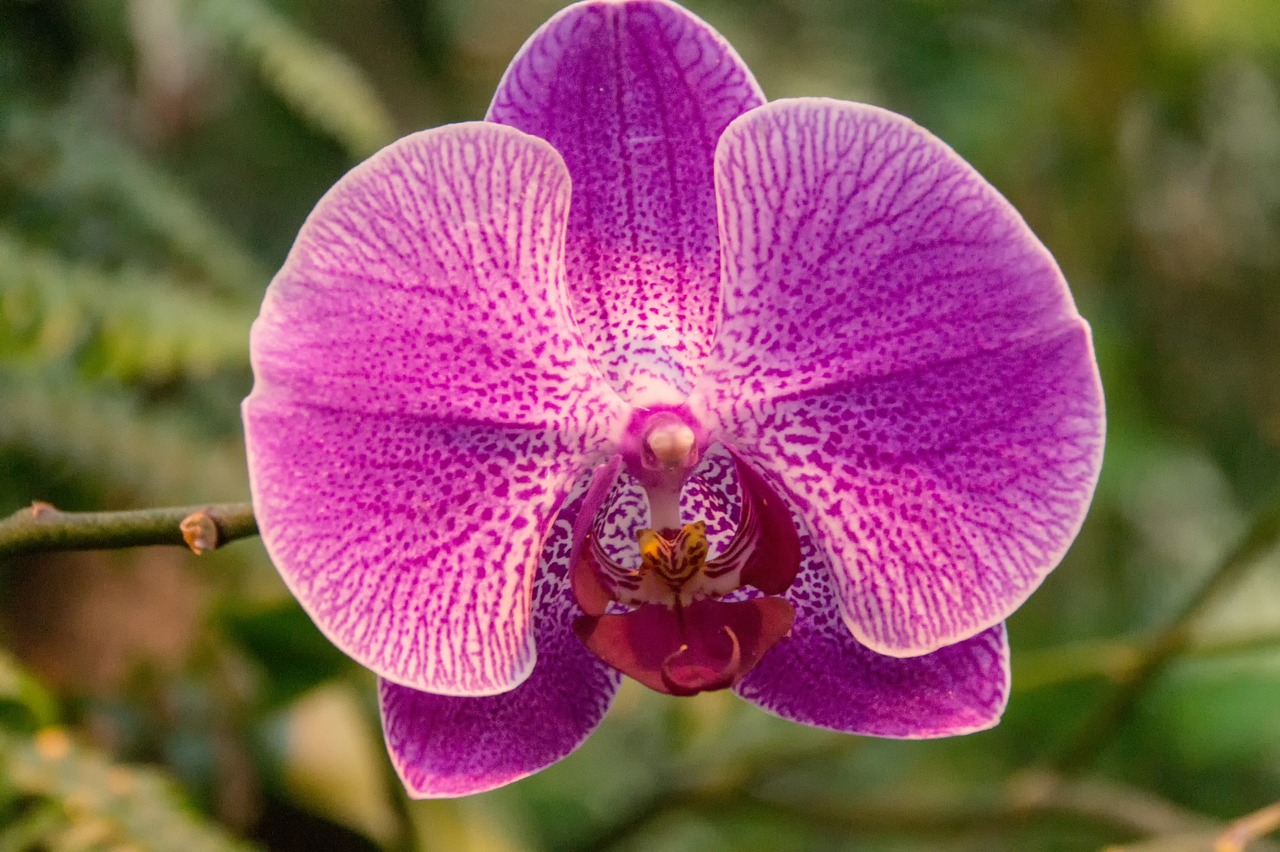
[692,99,1105,656]
[380,479,622,798]
[243,123,628,695]
[488,0,765,404]
[574,596,795,697]
[736,524,1009,737]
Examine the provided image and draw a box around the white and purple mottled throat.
[570,407,802,696]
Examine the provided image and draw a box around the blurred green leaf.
[0,230,253,382]
[186,0,398,159]
[0,111,269,296]
[220,602,352,709]
[0,651,57,734]
[0,727,259,851]
[0,370,248,502]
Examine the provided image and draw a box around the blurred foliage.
[1,0,1279,849]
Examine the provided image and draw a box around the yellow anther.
[636,522,709,591]
[637,528,667,568]
[679,522,708,565]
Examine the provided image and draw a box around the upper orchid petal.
[380,484,623,797]
[691,99,1105,656]
[488,0,765,404]
[735,527,1009,737]
[244,122,626,695]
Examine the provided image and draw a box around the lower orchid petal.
[575,597,794,697]
[379,484,623,798]
[734,537,1009,737]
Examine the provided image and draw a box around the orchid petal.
[488,0,764,404]
[244,123,626,694]
[699,98,1089,402]
[694,99,1104,656]
[735,531,1009,737]
[380,490,622,797]
[681,445,741,554]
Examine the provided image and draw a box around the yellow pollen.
[637,522,708,589]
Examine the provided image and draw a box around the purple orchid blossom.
[242,0,1104,798]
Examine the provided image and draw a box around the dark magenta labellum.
[574,596,795,696]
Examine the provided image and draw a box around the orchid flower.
[242,0,1104,797]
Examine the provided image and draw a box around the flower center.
[634,413,699,529]
[639,523,707,590]
[627,522,735,608]
[570,439,803,696]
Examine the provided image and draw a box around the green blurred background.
[3,0,1280,849]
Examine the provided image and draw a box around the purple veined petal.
[735,529,1009,737]
[692,99,1104,656]
[680,445,741,554]
[381,482,623,798]
[244,123,629,695]
[248,122,618,429]
[488,0,765,405]
[697,98,1089,404]
[715,330,1103,658]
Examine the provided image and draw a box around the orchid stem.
[0,501,258,557]
[1013,627,1280,693]
[1055,498,1280,772]
[571,767,1228,851]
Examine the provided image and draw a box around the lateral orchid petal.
[488,0,764,403]
[244,123,625,694]
[692,99,1105,655]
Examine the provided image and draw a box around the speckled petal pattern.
[698,98,1088,403]
[380,484,622,797]
[489,0,764,404]
[694,99,1105,656]
[244,123,626,695]
[736,530,1009,736]
[681,446,741,554]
